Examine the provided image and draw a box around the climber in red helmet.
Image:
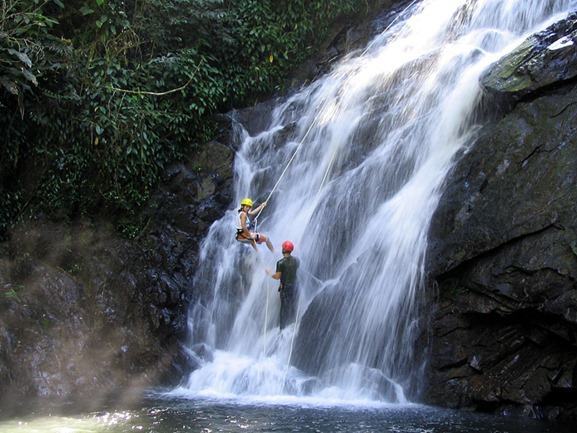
[266,240,299,329]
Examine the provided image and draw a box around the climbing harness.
[235,210,257,243]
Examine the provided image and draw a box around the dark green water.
[0,397,572,433]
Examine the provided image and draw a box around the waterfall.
[171,0,577,403]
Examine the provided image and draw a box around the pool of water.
[0,396,572,433]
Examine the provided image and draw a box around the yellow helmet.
[240,197,253,207]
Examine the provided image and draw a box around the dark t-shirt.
[276,255,299,287]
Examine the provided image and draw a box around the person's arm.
[266,259,282,280]
[267,270,281,280]
[248,201,267,218]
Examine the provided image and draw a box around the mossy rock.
[482,13,577,99]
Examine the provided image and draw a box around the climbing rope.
[251,116,326,381]
[360,0,420,57]
[281,269,326,389]
[254,117,318,366]
[252,93,333,375]
[263,0,422,384]
[282,296,303,391]
[256,0,421,227]
[253,115,321,224]
[262,278,270,358]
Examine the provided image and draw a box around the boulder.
[482,13,577,99]
[425,79,577,420]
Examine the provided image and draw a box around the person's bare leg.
[263,235,274,253]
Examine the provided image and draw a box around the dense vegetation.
[0,0,373,238]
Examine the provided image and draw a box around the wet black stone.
[481,13,577,100]
[425,78,577,419]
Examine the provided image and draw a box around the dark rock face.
[293,283,346,376]
[0,226,167,411]
[288,0,400,88]
[0,139,234,415]
[425,78,577,418]
[481,13,577,100]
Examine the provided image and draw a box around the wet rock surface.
[481,13,577,100]
[287,0,402,88]
[426,75,577,418]
[0,138,234,415]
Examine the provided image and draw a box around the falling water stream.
[170,0,577,404]
[2,1,576,432]
[173,0,577,405]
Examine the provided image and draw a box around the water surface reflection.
[0,397,572,433]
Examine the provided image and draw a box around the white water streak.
[173,0,577,403]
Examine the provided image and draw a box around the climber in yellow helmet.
[235,197,274,252]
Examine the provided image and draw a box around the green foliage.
[1,285,23,302]
[0,0,368,239]
[2,288,19,300]
[0,0,61,110]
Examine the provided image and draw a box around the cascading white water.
[171,0,577,403]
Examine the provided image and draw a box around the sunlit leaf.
[7,49,32,68]
[21,69,38,86]
[80,6,94,15]
[0,78,18,95]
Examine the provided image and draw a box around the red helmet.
[281,240,294,253]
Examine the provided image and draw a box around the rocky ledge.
[425,14,577,421]
[481,12,577,100]
[0,138,234,415]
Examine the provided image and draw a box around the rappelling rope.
[264,0,422,384]
[263,277,270,358]
[253,115,321,227]
[252,116,324,379]
[282,269,324,388]
[360,0,420,57]
[282,296,303,391]
[254,118,316,362]
[252,94,329,373]
[257,0,421,230]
